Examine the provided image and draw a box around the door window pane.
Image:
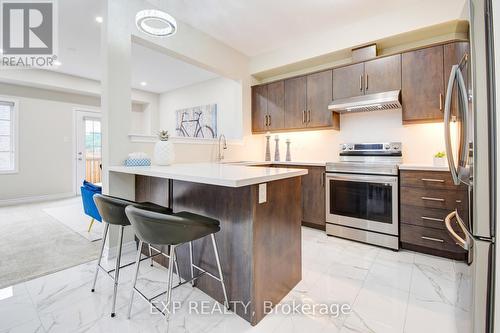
[84,118,102,183]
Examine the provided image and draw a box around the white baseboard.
[0,192,76,207]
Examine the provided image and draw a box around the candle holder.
[265,132,271,161]
[286,139,291,161]
[274,135,280,162]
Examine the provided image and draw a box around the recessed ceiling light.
[135,9,177,37]
[95,16,103,23]
[140,81,147,86]
[53,60,62,66]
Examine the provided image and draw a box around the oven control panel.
[340,142,402,155]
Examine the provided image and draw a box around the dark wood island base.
[135,175,302,325]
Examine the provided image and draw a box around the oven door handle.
[326,172,397,184]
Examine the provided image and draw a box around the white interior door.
[75,110,102,192]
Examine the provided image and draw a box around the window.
[0,100,17,173]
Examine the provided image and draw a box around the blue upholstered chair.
[81,181,102,232]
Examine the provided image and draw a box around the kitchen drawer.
[400,186,467,210]
[401,204,469,229]
[400,170,465,190]
[400,205,449,229]
[400,223,466,255]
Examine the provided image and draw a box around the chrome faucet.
[218,134,227,162]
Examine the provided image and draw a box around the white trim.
[128,133,244,145]
[0,96,19,174]
[128,133,156,143]
[0,192,76,207]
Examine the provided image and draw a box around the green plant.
[434,151,446,158]
[158,130,170,141]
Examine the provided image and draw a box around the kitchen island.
[108,163,307,325]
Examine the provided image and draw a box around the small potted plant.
[433,151,447,167]
[154,130,175,166]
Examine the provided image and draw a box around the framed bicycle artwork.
[174,103,218,139]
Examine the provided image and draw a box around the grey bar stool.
[92,194,180,318]
[125,205,229,320]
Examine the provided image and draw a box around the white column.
[101,0,136,256]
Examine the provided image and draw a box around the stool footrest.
[131,270,207,317]
[192,264,222,282]
[97,252,164,281]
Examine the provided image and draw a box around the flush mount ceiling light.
[135,9,177,37]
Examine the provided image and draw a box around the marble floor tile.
[0,222,469,333]
[404,292,471,333]
[342,282,409,333]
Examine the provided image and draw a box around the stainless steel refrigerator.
[443,0,496,332]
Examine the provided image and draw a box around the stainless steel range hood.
[328,90,401,113]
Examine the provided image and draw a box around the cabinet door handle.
[365,74,369,90]
[302,110,306,123]
[421,236,444,243]
[359,75,363,91]
[268,115,272,127]
[439,93,443,111]
[307,110,311,123]
[421,196,445,202]
[421,216,444,222]
[265,115,268,127]
[421,178,445,183]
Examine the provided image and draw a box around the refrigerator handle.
[445,210,473,252]
[444,65,460,185]
[456,68,470,182]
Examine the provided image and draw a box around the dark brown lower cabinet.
[283,165,326,230]
[400,170,467,260]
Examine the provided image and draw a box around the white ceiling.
[50,0,217,94]
[147,0,427,57]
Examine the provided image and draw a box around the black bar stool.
[92,194,179,317]
[125,205,229,320]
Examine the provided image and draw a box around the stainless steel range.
[325,142,402,249]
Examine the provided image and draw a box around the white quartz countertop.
[399,163,450,172]
[109,163,308,188]
[223,160,327,167]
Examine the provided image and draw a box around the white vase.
[154,140,175,165]
[433,157,446,167]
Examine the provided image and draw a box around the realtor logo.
[1,0,58,67]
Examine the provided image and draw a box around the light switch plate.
[258,183,267,204]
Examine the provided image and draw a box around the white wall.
[0,84,99,202]
[159,77,243,140]
[0,69,160,138]
[249,0,467,74]
[247,110,450,164]
[0,82,157,202]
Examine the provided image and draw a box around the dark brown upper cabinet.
[332,55,401,100]
[364,54,401,94]
[444,42,469,118]
[284,76,308,129]
[332,63,365,99]
[251,84,268,132]
[267,81,285,131]
[251,81,285,132]
[402,45,445,124]
[307,70,339,129]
